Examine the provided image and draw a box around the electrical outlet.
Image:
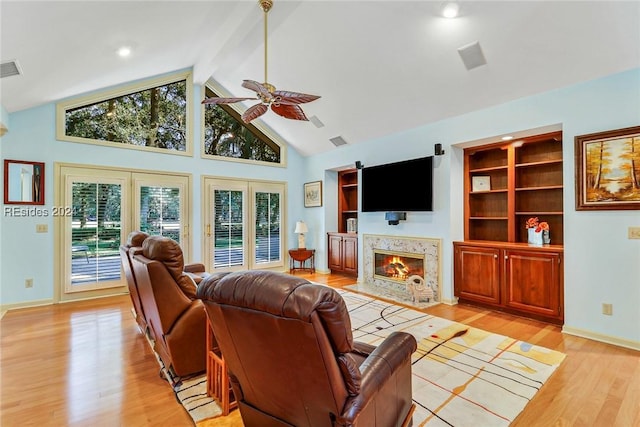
[36,224,48,233]
[25,278,33,288]
[602,303,613,316]
[629,227,640,239]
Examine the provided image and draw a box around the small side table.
[206,320,237,415]
[289,249,315,274]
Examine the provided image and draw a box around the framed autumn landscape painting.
[575,125,640,210]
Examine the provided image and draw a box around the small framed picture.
[471,176,491,192]
[304,181,322,207]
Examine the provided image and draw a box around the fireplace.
[361,234,441,304]
[374,250,425,283]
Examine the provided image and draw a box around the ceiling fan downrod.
[259,0,274,92]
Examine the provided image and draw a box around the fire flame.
[385,256,409,279]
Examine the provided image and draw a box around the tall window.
[202,86,283,164]
[56,71,193,155]
[204,178,285,272]
[132,173,190,259]
[70,181,123,287]
[254,191,281,264]
[213,189,245,269]
[56,165,191,301]
[138,186,183,243]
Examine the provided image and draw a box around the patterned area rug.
[344,282,441,310]
[146,332,222,424]
[152,286,565,426]
[337,289,566,427]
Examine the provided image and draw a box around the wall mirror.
[4,159,45,205]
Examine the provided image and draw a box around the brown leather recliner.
[119,231,210,338]
[131,235,207,377]
[120,231,150,334]
[197,270,417,427]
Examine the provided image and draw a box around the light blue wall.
[0,77,309,305]
[2,68,639,346]
[308,67,640,345]
[0,104,8,293]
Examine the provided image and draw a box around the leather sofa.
[131,235,207,377]
[197,270,417,427]
[119,231,150,334]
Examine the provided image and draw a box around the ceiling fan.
[202,0,320,123]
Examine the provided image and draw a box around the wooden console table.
[288,248,315,273]
[206,320,237,415]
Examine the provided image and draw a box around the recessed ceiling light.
[501,135,514,141]
[441,1,460,18]
[117,46,132,57]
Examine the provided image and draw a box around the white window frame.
[203,176,287,273]
[55,70,194,156]
[54,163,192,302]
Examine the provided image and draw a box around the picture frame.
[575,125,640,210]
[304,181,322,207]
[471,176,491,192]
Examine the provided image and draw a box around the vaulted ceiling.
[1,1,639,156]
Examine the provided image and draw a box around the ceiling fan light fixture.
[201,0,320,123]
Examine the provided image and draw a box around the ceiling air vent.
[457,41,487,71]
[330,136,348,147]
[309,115,325,128]
[1,60,22,78]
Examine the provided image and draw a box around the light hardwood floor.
[1,272,638,426]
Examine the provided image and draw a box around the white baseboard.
[441,297,459,306]
[562,326,640,351]
[1,298,54,313]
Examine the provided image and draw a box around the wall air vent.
[330,136,348,147]
[1,60,22,78]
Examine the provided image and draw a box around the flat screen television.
[361,156,433,212]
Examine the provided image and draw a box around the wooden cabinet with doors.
[454,241,564,324]
[457,131,564,323]
[328,233,357,276]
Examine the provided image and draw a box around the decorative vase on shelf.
[528,228,543,245]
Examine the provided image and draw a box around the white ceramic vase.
[528,228,543,245]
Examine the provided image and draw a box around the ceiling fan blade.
[202,96,257,105]
[271,103,309,121]
[242,80,272,98]
[241,103,268,123]
[272,90,321,105]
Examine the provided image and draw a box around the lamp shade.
[294,221,308,234]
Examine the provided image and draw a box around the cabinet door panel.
[504,250,561,318]
[328,234,343,271]
[342,236,358,274]
[454,245,501,305]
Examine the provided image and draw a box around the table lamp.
[294,221,308,249]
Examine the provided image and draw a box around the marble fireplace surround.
[358,234,441,305]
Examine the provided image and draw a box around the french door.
[203,177,285,272]
[55,164,190,301]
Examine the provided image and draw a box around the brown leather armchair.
[131,235,207,377]
[120,231,150,334]
[197,270,417,427]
